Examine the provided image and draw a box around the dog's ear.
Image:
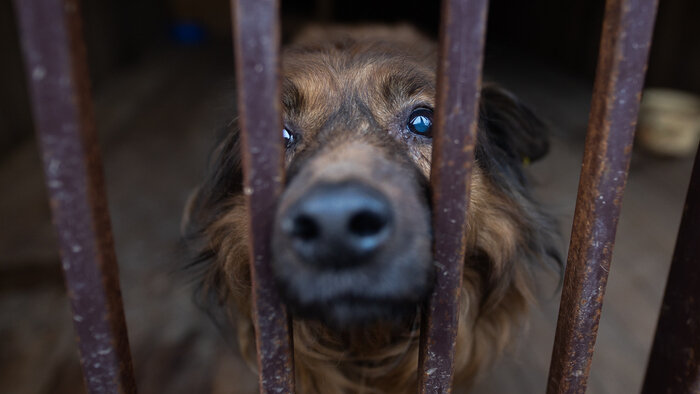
[183,125,243,235]
[480,85,550,164]
[181,123,246,324]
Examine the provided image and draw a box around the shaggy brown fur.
[184,25,560,393]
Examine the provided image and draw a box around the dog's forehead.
[280,44,436,128]
[277,34,438,178]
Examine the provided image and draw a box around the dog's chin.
[286,296,423,329]
[272,254,435,329]
[272,259,435,328]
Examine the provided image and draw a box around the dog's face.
[185,26,560,391]
[270,31,440,327]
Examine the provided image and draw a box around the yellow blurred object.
[637,89,700,157]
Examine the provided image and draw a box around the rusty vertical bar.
[546,0,658,393]
[642,143,700,394]
[230,0,295,393]
[13,0,137,393]
[418,0,489,392]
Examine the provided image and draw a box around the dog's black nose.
[281,182,393,268]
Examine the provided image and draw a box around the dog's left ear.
[480,85,550,164]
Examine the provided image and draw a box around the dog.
[183,25,561,393]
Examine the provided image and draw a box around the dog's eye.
[407,108,433,137]
[283,127,296,147]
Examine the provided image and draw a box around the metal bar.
[230,0,295,393]
[546,0,658,393]
[418,0,489,392]
[13,0,137,392]
[641,143,700,394]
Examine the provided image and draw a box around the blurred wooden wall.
[1,0,698,157]
[646,0,700,94]
[0,0,167,157]
[487,0,700,94]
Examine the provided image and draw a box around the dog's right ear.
[181,123,245,316]
[182,124,243,239]
[480,85,550,164]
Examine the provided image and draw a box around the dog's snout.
[281,182,393,268]
[271,143,434,326]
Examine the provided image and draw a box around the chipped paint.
[547,1,659,393]
[418,0,488,392]
[13,0,137,392]
[232,0,296,392]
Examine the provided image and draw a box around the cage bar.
[641,143,700,394]
[546,0,658,393]
[230,0,295,392]
[417,0,489,392]
[12,0,137,392]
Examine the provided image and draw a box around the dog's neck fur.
[202,168,538,393]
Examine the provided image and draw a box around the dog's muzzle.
[271,142,434,327]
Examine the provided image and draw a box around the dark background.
[1,0,699,156]
[1,1,698,393]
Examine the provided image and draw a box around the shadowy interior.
[0,0,697,392]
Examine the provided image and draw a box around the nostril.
[348,210,387,237]
[292,214,320,241]
[279,182,395,267]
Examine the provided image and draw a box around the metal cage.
[13,0,699,392]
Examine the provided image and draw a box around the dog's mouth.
[274,256,435,327]
[285,293,424,329]
[271,178,434,328]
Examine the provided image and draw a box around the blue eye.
[407,108,433,137]
[283,127,296,147]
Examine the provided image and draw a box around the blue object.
[171,22,207,45]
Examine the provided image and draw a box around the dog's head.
[269,28,440,327]
[185,25,559,340]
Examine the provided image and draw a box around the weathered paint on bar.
[13,0,137,392]
[546,0,658,393]
[642,143,700,394]
[230,0,295,392]
[418,0,489,392]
